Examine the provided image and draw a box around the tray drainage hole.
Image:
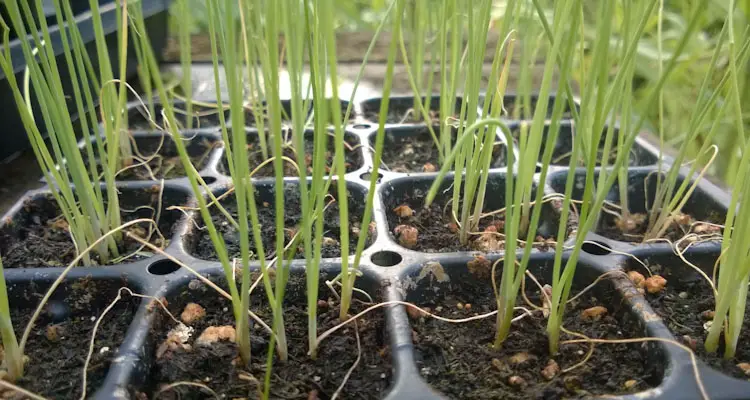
[371,251,402,267]
[353,124,371,130]
[201,176,217,184]
[582,241,612,256]
[148,259,181,275]
[360,172,383,182]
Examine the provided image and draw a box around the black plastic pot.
[0,0,171,162]
[0,92,743,399]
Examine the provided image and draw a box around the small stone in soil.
[394,224,418,248]
[541,359,560,380]
[181,303,206,324]
[322,236,339,246]
[422,162,437,172]
[393,204,415,218]
[196,325,236,346]
[46,324,62,342]
[406,305,429,319]
[682,335,697,351]
[467,255,491,279]
[624,379,638,389]
[508,375,526,388]
[737,362,750,376]
[317,299,329,309]
[456,302,464,310]
[643,275,667,293]
[509,352,535,365]
[701,310,715,320]
[627,271,646,286]
[580,306,608,321]
[678,291,689,299]
[473,227,502,252]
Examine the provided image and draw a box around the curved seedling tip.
[425,118,514,207]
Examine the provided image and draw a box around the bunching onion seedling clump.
[1,0,749,396]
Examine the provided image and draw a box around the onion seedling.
[0,0,140,265]
[543,0,713,353]
[175,0,193,130]
[641,22,750,242]
[704,5,750,359]
[126,0,285,363]
[0,256,22,381]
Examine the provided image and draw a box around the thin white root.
[154,381,220,399]
[0,380,47,400]
[331,319,362,400]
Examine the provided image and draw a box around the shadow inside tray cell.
[480,93,580,120]
[218,129,363,178]
[127,101,228,131]
[243,99,352,126]
[381,174,569,253]
[0,185,190,268]
[84,133,219,181]
[184,181,374,261]
[6,275,142,399]
[142,269,391,399]
[549,169,727,243]
[507,122,657,167]
[361,96,464,124]
[399,259,665,399]
[372,125,506,173]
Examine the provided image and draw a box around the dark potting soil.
[189,185,372,261]
[597,212,723,243]
[0,187,187,268]
[218,131,363,178]
[149,281,390,399]
[128,103,227,131]
[411,278,661,399]
[377,127,506,173]
[117,135,218,181]
[8,279,138,399]
[637,263,750,379]
[388,200,566,253]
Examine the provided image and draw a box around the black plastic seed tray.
[0,0,171,162]
[0,92,742,399]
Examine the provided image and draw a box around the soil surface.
[0,187,187,267]
[112,135,218,181]
[597,212,723,243]
[377,127,506,173]
[128,103,227,131]
[7,278,139,399]
[387,198,568,253]
[189,184,372,261]
[149,279,390,399]
[219,131,363,178]
[637,263,750,379]
[411,276,661,399]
